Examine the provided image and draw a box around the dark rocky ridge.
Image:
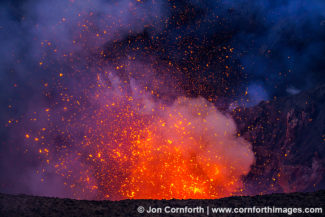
[0,191,324,217]
[233,84,325,195]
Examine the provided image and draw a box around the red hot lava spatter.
[27,79,253,200]
[21,2,254,200]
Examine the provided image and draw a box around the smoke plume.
[1,0,324,199]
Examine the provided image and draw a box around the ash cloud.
[0,0,324,198]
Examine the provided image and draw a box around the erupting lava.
[118,97,254,199]
[15,0,254,200]
[34,75,254,200]
[3,0,324,202]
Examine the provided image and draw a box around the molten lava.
[37,84,254,200]
[116,97,254,199]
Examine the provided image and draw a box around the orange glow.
[36,88,254,200]
[114,99,252,199]
[90,97,252,199]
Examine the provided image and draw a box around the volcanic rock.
[233,84,325,195]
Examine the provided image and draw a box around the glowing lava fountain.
[117,97,255,199]
[35,77,254,200]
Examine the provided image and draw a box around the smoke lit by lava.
[2,0,324,200]
[28,69,254,200]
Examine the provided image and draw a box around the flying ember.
[11,0,256,200]
[2,0,325,203]
[34,74,254,200]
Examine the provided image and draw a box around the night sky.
[0,0,324,199]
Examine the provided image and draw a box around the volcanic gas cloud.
[1,0,257,200]
[29,71,254,200]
